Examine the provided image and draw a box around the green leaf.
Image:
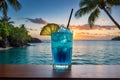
[0,36,2,40]
[75,7,92,17]
[88,8,100,28]
[7,0,21,11]
[107,0,120,6]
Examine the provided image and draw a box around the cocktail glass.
[51,26,73,71]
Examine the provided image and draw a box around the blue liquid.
[51,31,73,69]
[52,47,72,65]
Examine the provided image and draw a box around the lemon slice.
[40,23,59,35]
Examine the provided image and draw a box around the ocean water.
[0,40,120,65]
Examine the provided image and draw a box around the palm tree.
[0,0,21,48]
[75,0,120,29]
[0,17,14,25]
[0,0,21,22]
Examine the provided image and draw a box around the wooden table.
[0,65,120,79]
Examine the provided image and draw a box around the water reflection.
[0,41,120,64]
[0,47,28,64]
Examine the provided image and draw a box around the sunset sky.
[1,0,120,40]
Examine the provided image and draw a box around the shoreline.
[0,47,13,51]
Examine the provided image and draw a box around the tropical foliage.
[0,22,9,47]
[75,0,120,29]
[0,0,33,48]
[0,0,21,22]
[0,22,32,47]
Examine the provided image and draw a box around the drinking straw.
[67,9,73,29]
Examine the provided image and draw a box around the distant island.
[112,36,120,40]
[28,38,42,43]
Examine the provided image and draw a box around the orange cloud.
[70,24,117,30]
[31,24,120,40]
[70,25,120,40]
[100,18,108,23]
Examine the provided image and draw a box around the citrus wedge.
[40,23,59,36]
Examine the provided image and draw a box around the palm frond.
[107,0,120,6]
[75,6,95,18]
[8,21,14,24]
[2,1,8,17]
[0,2,3,10]
[8,0,21,11]
[88,8,100,28]
[79,0,90,7]
[75,0,98,18]
[80,0,97,8]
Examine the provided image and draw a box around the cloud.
[99,18,108,23]
[70,24,117,30]
[25,18,48,24]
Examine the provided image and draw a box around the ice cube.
[63,47,68,52]
[52,25,72,43]
[52,33,60,42]
[52,32,65,42]
[58,26,71,33]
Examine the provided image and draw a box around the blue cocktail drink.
[51,26,73,70]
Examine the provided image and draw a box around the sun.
[72,30,79,40]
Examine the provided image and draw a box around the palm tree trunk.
[103,8,120,29]
[0,0,3,6]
